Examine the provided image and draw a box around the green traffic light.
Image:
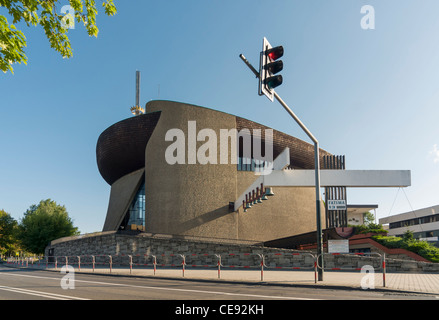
[264,75,283,89]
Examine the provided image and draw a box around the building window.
[120,182,145,231]
[389,214,439,230]
[237,157,273,173]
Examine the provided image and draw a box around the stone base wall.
[44,231,439,273]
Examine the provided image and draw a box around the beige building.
[96,100,332,242]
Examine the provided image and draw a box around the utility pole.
[239,49,324,281]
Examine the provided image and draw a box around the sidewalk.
[25,264,439,296]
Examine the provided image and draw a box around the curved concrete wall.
[98,100,329,242]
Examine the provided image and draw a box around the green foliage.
[0,0,117,73]
[0,209,18,255]
[18,199,79,254]
[373,233,439,263]
[363,211,375,225]
[403,229,414,241]
[352,223,388,235]
[0,14,27,73]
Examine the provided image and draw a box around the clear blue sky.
[1,0,439,234]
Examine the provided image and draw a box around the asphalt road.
[0,265,436,304]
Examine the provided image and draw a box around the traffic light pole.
[239,54,324,281]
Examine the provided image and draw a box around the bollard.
[129,255,133,274]
[92,255,95,272]
[109,255,112,273]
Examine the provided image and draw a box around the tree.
[0,0,117,73]
[0,209,18,256]
[363,211,375,225]
[18,199,79,254]
[403,229,414,241]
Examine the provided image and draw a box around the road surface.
[0,265,435,305]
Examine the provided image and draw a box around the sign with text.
[327,199,347,210]
[328,240,349,254]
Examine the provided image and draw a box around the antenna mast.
[130,70,145,116]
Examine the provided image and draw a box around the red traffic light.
[266,46,284,61]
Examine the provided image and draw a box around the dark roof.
[96,112,161,185]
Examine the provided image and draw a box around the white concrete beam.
[234,168,411,211]
[263,169,411,188]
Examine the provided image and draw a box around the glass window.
[126,182,145,228]
[237,156,273,173]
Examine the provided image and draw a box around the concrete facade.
[97,100,331,242]
[379,205,439,246]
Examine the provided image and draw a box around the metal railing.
[264,252,318,283]
[316,252,386,287]
[5,251,393,287]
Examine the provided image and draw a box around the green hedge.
[351,225,439,263]
[351,223,388,235]
[373,234,439,263]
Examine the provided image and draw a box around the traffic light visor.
[264,75,283,89]
[265,60,283,74]
[266,46,284,61]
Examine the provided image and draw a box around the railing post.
[152,255,157,275]
[382,253,386,288]
[215,254,222,279]
[314,255,317,284]
[257,254,264,282]
[180,255,186,277]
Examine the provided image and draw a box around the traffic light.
[259,37,284,101]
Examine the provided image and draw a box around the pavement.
[7,263,439,296]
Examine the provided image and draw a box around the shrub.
[352,224,387,235]
[373,234,439,263]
